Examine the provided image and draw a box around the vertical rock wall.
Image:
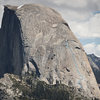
[0,4,100,99]
[0,6,23,76]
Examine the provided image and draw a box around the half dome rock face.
[0,4,100,98]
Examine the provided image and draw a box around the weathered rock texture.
[0,4,100,99]
[88,54,100,84]
[0,73,96,100]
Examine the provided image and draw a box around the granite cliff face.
[0,5,23,76]
[0,4,100,99]
[88,54,100,86]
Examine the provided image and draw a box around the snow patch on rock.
[17,5,23,9]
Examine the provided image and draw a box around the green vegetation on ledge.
[8,73,94,100]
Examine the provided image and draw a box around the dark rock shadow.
[29,58,41,77]
[0,6,24,78]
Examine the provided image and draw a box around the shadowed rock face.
[0,4,100,99]
[88,54,100,84]
[0,6,24,77]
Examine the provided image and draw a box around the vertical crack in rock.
[65,40,84,88]
[29,58,41,77]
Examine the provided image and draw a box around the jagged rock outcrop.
[88,54,100,87]
[0,73,97,100]
[0,4,100,99]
